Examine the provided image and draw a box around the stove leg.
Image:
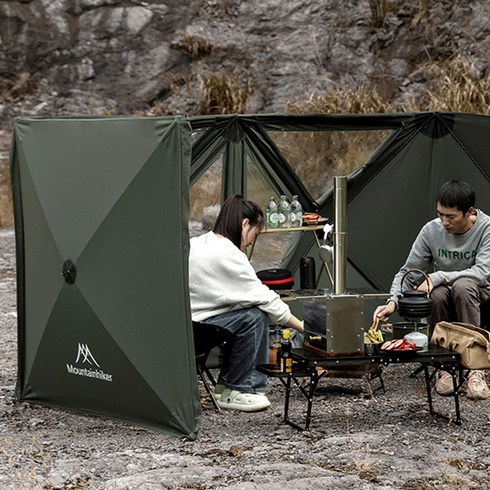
[303,371,319,430]
[423,365,434,416]
[283,375,292,425]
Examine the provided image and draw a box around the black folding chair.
[192,321,231,411]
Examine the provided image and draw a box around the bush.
[0,157,13,228]
[409,55,490,114]
[199,72,254,114]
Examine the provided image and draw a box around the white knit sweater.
[189,231,291,324]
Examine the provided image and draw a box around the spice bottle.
[279,329,293,373]
[269,327,282,368]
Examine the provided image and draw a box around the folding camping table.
[257,344,462,431]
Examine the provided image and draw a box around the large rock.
[0,0,488,129]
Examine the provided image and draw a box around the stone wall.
[0,0,488,137]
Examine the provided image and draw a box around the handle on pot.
[400,268,431,295]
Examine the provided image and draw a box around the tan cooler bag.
[431,321,490,369]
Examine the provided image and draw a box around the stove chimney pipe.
[334,176,347,295]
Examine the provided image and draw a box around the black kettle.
[397,269,433,320]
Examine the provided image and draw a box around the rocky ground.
[1,227,490,489]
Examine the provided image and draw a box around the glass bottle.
[269,327,282,369]
[278,195,291,228]
[290,195,303,227]
[266,196,279,229]
[280,329,293,373]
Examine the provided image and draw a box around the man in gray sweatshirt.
[373,180,490,399]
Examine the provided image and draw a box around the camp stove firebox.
[303,294,364,356]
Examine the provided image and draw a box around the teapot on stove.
[397,269,433,321]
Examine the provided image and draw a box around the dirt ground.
[1,227,490,489]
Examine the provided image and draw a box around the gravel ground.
[1,228,490,489]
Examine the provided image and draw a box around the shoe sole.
[435,389,455,396]
[217,399,270,412]
[466,392,490,400]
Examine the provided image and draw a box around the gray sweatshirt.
[390,209,490,302]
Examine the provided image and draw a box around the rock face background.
[0,0,489,135]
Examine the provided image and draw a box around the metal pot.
[393,322,429,339]
[397,269,433,320]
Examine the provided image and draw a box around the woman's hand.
[286,315,304,333]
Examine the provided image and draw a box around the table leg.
[451,365,461,424]
[424,364,462,425]
[279,370,320,431]
[283,375,291,425]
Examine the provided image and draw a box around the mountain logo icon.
[75,343,100,368]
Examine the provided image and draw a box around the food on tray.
[364,317,384,344]
[302,212,322,225]
[381,338,417,351]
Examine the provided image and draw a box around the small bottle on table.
[280,329,293,373]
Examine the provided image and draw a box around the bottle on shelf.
[279,329,293,373]
[269,327,282,369]
[278,195,291,228]
[266,196,280,229]
[290,195,303,227]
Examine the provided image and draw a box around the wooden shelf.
[260,224,325,234]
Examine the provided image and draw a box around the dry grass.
[0,71,37,99]
[408,55,490,114]
[286,84,395,115]
[351,444,384,480]
[0,157,13,229]
[369,0,391,28]
[182,34,214,60]
[199,72,254,114]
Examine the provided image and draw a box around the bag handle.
[452,322,490,341]
[451,322,490,359]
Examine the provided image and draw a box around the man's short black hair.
[436,180,475,214]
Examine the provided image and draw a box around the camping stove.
[303,177,366,356]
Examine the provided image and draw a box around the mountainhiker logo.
[75,343,100,367]
[66,342,113,382]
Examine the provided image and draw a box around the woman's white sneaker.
[217,388,270,412]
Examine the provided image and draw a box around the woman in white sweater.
[189,195,304,412]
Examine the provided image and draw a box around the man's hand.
[373,301,396,322]
[415,276,433,292]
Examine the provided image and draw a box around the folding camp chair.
[192,321,231,411]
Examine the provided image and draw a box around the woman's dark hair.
[436,180,475,214]
[213,195,264,248]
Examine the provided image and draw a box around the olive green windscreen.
[11,116,200,439]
